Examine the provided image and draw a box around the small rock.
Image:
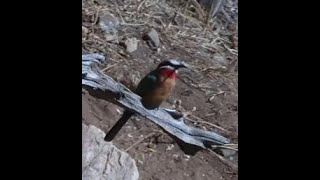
[131,72,141,86]
[82,26,88,35]
[105,34,118,42]
[82,26,88,41]
[166,144,174,151]
[99,13,119,33]
[221,149,238,158]
[124,38,139,53]
[183,154,190,161]
[213,53,228,66]
[173,154,179,158]
[155,59,161,63]
[137,159,144,165]
[143,28,160,50]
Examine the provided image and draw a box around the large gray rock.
[82,124,139,180]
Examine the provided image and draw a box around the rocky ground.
[82,0,238,179]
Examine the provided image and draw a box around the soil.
[82,0,238,179]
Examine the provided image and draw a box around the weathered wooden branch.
[82,53,231,155]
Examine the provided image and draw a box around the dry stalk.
[137,0,148,13]
[211,144,238,151]
[190,0,206,20]
[101,63,120,72]
[206,148,238,172]
[186,115,231,133]
[125,132,157,152]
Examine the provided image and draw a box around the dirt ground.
[82,0,238,179]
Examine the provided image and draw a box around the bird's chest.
[157,76,176,96]
[153,78,176,100]
[142,77,176,108]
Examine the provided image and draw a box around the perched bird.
[104,59,188,141]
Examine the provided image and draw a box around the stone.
[82,124,139,180]
[82,26,88,35]
[82,26,89,41]
[105,34,118,42]
[143,28,160,50]
[124,38,139,53]
[221,149,238,161]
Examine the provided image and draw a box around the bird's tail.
[104,110,134,142]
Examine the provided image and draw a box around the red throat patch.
[159,68,176,79]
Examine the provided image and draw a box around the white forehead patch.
[169,59,180,66]
[159,65,175,70]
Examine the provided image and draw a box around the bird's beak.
[176,62,189,69]
[177,62,190,69]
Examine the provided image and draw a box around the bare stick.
[125,132,157,152]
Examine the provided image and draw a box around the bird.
[104,59,188,141]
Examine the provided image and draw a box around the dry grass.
[82,0,238,104]
[82,0,237,60]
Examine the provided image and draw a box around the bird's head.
[157,59,188,78]
[157,59,188,70]
[156,59,189,79]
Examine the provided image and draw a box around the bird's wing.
[135,70,159,96]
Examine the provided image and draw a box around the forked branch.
[82,53,232,155]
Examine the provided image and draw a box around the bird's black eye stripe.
[158,61,174,68]
[159,61,177,67]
